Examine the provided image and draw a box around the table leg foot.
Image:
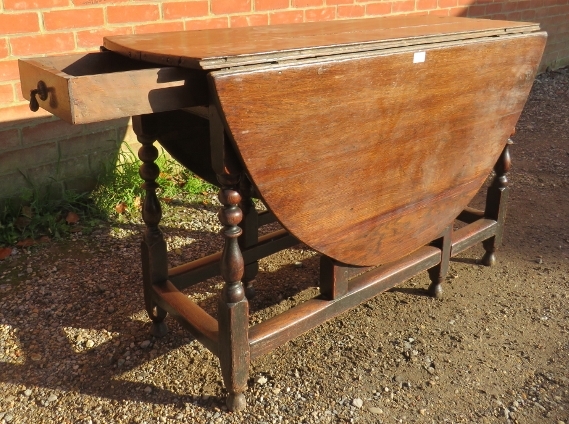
[427,226,451,299]
[244,281,256,299]
[226,392,246,412]
[481,250,496,267]
[150,320,168,338]
[427,279,444,299]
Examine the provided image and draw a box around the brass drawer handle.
[29,81,48,112]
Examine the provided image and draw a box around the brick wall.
[1,0,568,201]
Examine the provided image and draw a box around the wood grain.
[103,16,539,70]
[211,32,546,266]
[19,52,208,124]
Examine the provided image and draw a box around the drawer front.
[19,52,208,124]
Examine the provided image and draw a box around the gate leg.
[134,116,168,337]
[428,226,452,298]
[482,139,512,266]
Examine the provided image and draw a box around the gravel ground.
[0,68,568,424]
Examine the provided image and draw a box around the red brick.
[76,27,132,49]
[529,0,543,7]
[474,0,493,3]
[185,18,229,30]
[438,0,456,7]
[417,0,437,10]
[0,84,14,105]
[230,14,269,27]
[305,7,335,21]
[269,10,304,24]
[0,61,19,83]
[107,5,159,24]
[0,128,21,152]
[490,13,508,20]
[0,104,51,124]
[73,0,120,6]
[448,6,468,16]
[10,33,75,56]
[516,0,531,10]
[392,1,415,13]
[0,40,8,60]
[59,129,117,158]
[14,82,25,102]
[43,8,104,30]
[506,11,522,20]
[163,1,209,19]
[4,0,68,10]
[502,1,518,13]
[211,0,251,14]
[22,119,83,146]
[521,9,536,19]
[255,0,289,10]
[327,0,352,4]
[485,3,502,14]
[367,2,391,15]
[0,13,40,35]
[0,141,58,173]
[430,8,449,15]
[467,4,486,16]
[135,22,185,34]
[337,4,365,17]
[293,0,323,6]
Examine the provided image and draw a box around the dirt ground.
[0,68,568,424]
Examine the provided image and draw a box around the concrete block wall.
[0,0,568,201]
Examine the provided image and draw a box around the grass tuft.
[0,143,216,247]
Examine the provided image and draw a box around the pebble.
[256,376,268,385]
[144,387,152,394]
[23,389,32,397]
[108,306,115,313]
[140,340,151,349]
[368,407,383,414]
[4,413,14,423]
[86,340,95,348]
[47,394,58,402]
[352,398,363,408]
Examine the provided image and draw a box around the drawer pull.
[29,80,48,112]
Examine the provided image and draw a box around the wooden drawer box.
[18,51,208,124]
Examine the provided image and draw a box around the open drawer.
[19,51,208,124]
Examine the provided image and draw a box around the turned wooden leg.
[428,226,452,299]
[481,139,512,266]
[135,116,169,337]
[239,176,259,299]
[217,174,250,412]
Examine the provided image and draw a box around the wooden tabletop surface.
[103,16,540,70]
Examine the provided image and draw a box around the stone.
[368,407,383,414]
[140,340,151,349]
[352,398,363,408]
[256,376,268,385]
[144,386,152,394]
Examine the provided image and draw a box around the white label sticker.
[413,51,426,63]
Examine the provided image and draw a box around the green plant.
[90,143,216,219]
[0,175,101,247]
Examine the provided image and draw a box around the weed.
[90,144,216,220]
[0,143,216,247]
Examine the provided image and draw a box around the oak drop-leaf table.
[19,16,546,411]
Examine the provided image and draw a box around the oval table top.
[104,17,545,266]
[103,16,539,70]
